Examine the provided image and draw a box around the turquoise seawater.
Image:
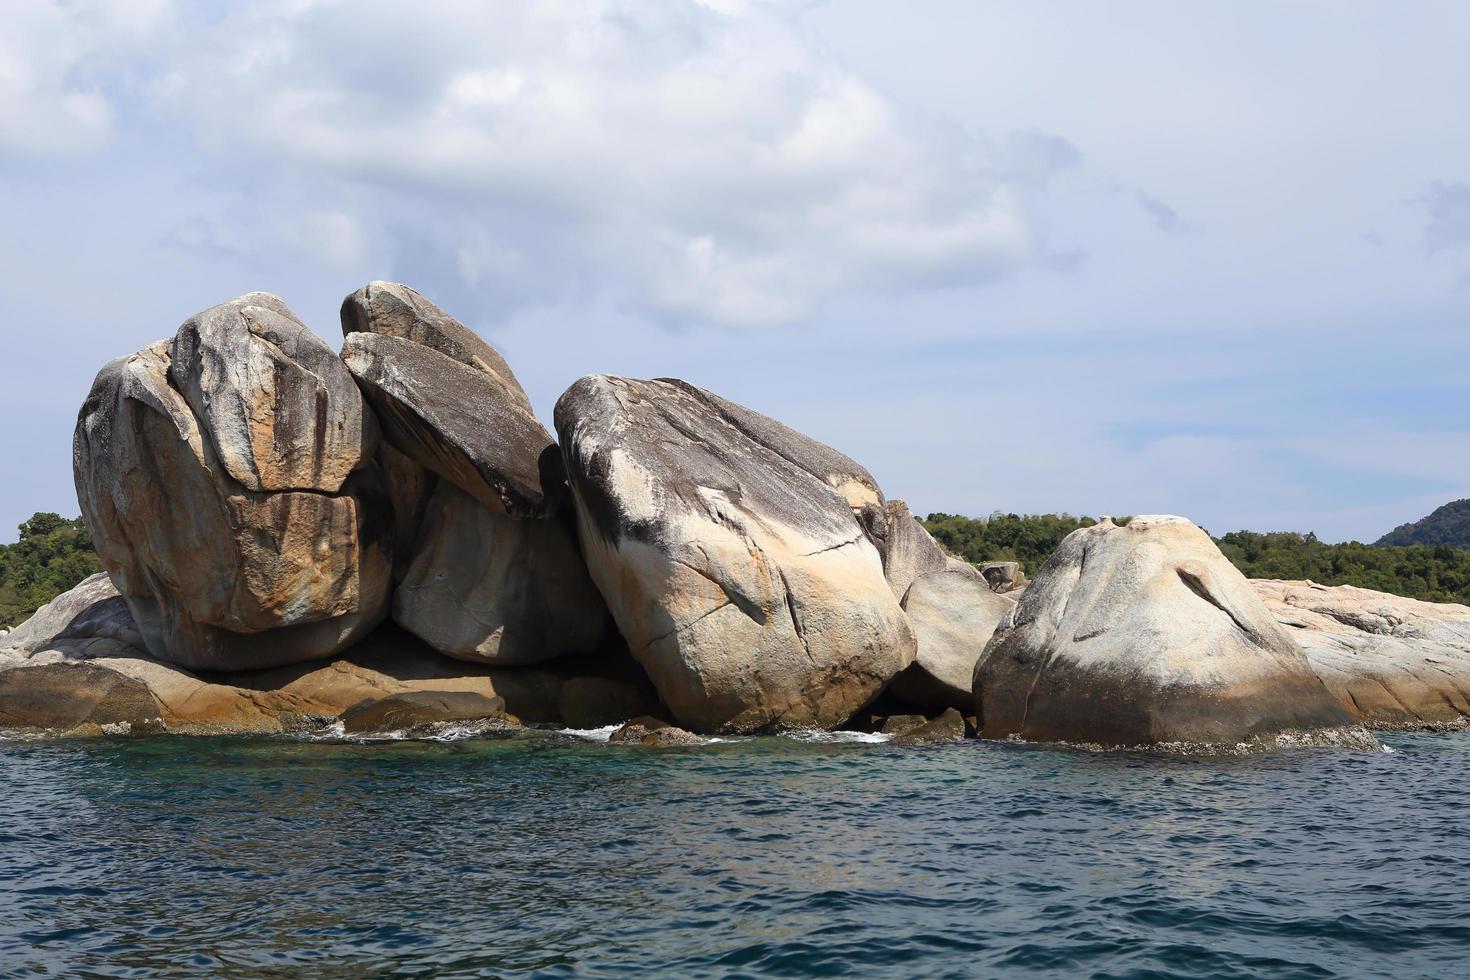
[2,730,1468,978]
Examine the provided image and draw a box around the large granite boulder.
[974,516,1368,749]
[554,375,916,734]
[1255,579,1470,729]
[391,482,610,664]
[73,295,393,671]
[888,568,1015,711]
[339,283,609,664]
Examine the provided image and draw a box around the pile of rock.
[1,282,1462,748]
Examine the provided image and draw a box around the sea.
[1,728,1467,978]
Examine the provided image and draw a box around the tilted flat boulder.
[339,690,512,735]
[888,568,1015,711]
[341,281,533,415]
[339,284,548,516]
[1255,579,1470,729]
[392,482,609,664]
[74,295,392,671]
[339,283,610,663]
[974,516,1369,749]
[555,375,916,734]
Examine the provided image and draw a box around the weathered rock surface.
[974,516,1366,749]
[0,578,649,734]
[392,482,608,665]
[341,281,533,415]
[1255,579,1470,729]
[608,715,704,746]
[869,500,951,599]
[0,662,162,732]
[74,297,394,672]
[888,568,1016,711]
[555,375,916,734]
[657,379,884,511]
[339,690,512,735]
[891,707,966,745]
[340,285,549,516]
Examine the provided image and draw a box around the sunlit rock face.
[974,516,1365,749]
[555,375,916,734]
[73,294,392,671]
[1255,579,1470,730]
[339,282,610,665]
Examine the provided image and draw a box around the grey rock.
[392,482,609,665]
[891,707,966,745]
[889,568,1015,711]
[658,379,883,511]
[169,292,377,492]
[555,375,915,734]
[980,561,1027,594]
[608,715,704,746]
[340,330,550,517]
[339,690,510,735]
[341,281,533,415]
[878,713,928,736]
[870,499,957,600]
[974,516,1365,749]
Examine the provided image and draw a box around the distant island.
[7,503,1470,630]
[1376,498,1470,548]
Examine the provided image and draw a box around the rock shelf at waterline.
[1,282,1466,749]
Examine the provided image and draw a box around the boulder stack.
[340,283,610,666]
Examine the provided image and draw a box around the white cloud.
[29,0,1080,326]
[0,0,177,156]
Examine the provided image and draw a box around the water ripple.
[0,732,1466,977]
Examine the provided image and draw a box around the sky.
[2,0,1468,544]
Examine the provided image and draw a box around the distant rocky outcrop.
[555,375,915,734]
[1255,579,1470,729]
[73,295,393,672]
[974,516,1371,749]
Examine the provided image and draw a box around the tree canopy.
[923,512,1470,606]
[0,514,102,628]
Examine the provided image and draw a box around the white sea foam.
[559,724,620,743]
[783,729,892,744]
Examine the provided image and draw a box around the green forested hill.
[924,512,1470,606]
[0,514,103,628]
[1375,499,1470,548]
